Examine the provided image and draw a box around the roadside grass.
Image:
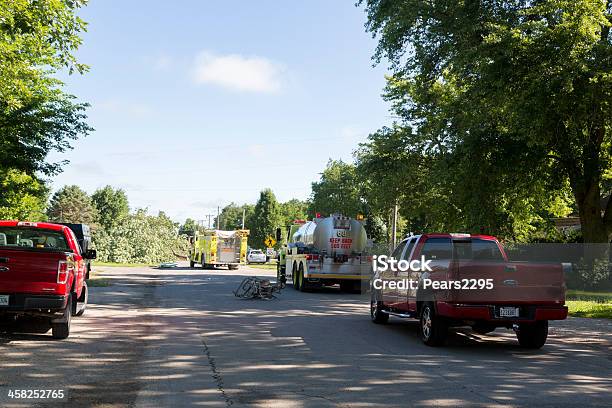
[92,261,155,268]
[566,289,612,302]
[86,268,112,287]
[566,300,612,319]
[247,263,278,270]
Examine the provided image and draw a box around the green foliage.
[0,0,92,177]
[309,160,363,218]
[217,203,254,230]
[0,169,48,220]
[94,210,189,264]
[179,218,200,236]
[278,199,309,226]
[91,186,129,230]
[249,189,281,249]
[359,0,612,242]
[47,185,99,225]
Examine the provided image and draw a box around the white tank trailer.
[291,216,368,256]
[283,214,372,293]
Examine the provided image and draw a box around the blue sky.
[49,0,391,222]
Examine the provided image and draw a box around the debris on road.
[159,262,178,268]
[233,277,282,299]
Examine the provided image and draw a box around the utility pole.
[242,208,246,229]
[216,206,220,229]
[391,203,398,251]
[203,214,215,229]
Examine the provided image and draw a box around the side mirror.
[85,249,97,260]
[275,228,282,242]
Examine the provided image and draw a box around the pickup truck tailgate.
[0,249,66,293]
[450,261,565,304]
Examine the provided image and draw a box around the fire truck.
[189,229,249,270]
[277,215,372,292]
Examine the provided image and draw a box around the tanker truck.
[277,214,372,292]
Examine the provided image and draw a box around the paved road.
[1,264,611,407]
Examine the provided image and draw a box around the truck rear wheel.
[370,289,389,324]
[420,302,447,346]
[516,320,548,349]
[51,295,72,340]
[189,260,195,268]
[298,263,307,292]
[292,263,300,290]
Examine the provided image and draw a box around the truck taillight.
[306,254,319,261]
[57,260,73,284]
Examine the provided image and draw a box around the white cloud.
[193,51,285,93]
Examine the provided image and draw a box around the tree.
[0,0,91,175]
[217,203,254,230]
[0,170,48,221]
[360,0,612,242]
[179,218,199,236]
[279,199,309,227]
[47,185,99,225]
[91,186,129,230]
[94,209,189,264]
[309,160,363,218]
[249,189,281,249]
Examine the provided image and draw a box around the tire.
[516,320,548,349]
[340,280,360,293]
[74,282,88,317]
[51,295,72,340]
[298,263,307,292]
[201,256,206,269]
[189,260,195,268]
[420,302,447,346]
[370,289,389,324]
[292,262,299,290]
[228,265,238,270]
[277,263,286,287]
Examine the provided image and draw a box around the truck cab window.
[402,237,416,260]
[391,240,407,259]
[421,238,452,260]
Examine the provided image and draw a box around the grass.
[247,263,278,270]
[566,289,612,302]
[92,261,155,268]
[566,300,612,319]
[86,268,112,287]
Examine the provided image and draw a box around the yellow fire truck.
[189,229,249,270]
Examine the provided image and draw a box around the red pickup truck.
[370,233,568,348]
[0,221,95,339]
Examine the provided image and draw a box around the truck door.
[383,239,408,306]
[415,237,452,304]
[395,237,417,311]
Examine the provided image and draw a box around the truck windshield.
[0,227,70,251]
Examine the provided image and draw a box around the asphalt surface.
[1,264,611,407]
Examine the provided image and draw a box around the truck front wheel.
[51,295,72,340]
[516,320,548,349]
[420,302,448,347]
[370,289,389,324]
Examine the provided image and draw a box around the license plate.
[499,307,519,318]
[0,295,8,306]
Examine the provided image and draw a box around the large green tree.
[249,189,281,249]
[309,160,363,218]
[360,0,612,242]
[91,186,129,230]
[0,0,91,211]
[217,203,254,230]
[47,185,99,225]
